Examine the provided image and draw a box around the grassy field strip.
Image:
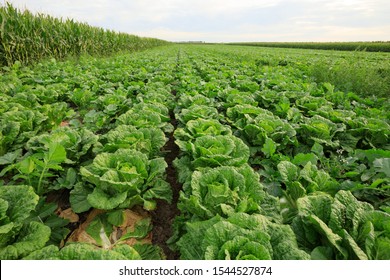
[228,41,390,52]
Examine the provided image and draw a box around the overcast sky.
[5,0,390,42]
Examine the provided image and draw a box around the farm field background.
[1,43,389,260]
[228,41,390,52]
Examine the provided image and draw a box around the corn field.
[0,2,168,66]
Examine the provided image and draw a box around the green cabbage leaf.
[74,149,171,211]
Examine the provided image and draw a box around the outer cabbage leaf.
[116,109,173,133]
[203,222,272,260]
[0,185,39,226]
[132,102,171,122]
[349,117,390,149]
[0,185,39,247]
[241,113,297,154]
[329,190,374,239]
[69,182,94,213]
[217,236,270,260]
[178,165,269,220]
[277,161,299,183]
[87,188,128,211]
[173,156,193,184]
[226,104,273,129]
[296,96,332,112]
[22,245,60,260]
[189,135,249,168]
[94,93,129,116]
[300,161,340,194]
[177,105,220,124]
[292,190,390,259]
[0,108,47,154]
[223,91,258,108]
[0,221,51,260]
[298,115,345,148]
[177,94,215,109]
[174,118,231,143]
[25,126,98,164]
[176,216,221,260]
[79,149,171,211]
[100,125,166,156]
[268,225,311,260]
[375,237,390,260]
[315,106,356,124]
[136,89,175,110]
[177,213,308,260]
[132,243,165,260]
[59,243,142,260]
[0,185,52,259]
[0,121,20,157]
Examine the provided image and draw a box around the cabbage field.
[1,44,389,260]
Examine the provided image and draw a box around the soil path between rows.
[151,105,182,260]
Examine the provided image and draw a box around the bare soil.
[151,113,182,260]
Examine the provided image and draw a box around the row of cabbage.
[169,46,390,260]
[0,47,179,259]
